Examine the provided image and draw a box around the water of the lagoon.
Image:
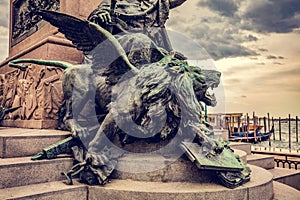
[252,121,300,152]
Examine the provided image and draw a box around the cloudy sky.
[0,0,299,117]
[167,0,300,117]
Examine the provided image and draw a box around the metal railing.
[252,150,300,170]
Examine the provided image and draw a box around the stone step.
[0,181,87,200]
[0,165,275,200]
[0,128,70,158]
[90,165,274,200]
[228,142,251,155]
[269,167,300,190]
[247,154,274,170]
[273,181,300,199]
[0,156,73,189]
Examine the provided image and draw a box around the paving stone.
[273,181,300,200]
[269,167,300,190]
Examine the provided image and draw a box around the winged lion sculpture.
[9,10,251,189]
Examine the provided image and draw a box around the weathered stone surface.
[90,165,273,200]
[0,156,73,189]
[1,120,59,129]
[0,36,83,129]
[113,149,247,183]
[78,0,101,18]
[233,149,247,164]
[8,0,99,58]
[112,154,219,183]
[0,181,87,200]
[11,0,60,47]
[247,172,274,200]
[247,154,274,169]
[0,0,93,129]
[273,181,300,200]
[0,136,3,159]
[269,167,300,190]
[229,142,251,155]
[0,128,70,158]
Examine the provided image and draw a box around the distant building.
[207,113,244,132]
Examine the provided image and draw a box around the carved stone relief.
[0,65,64,121]
[12,0,60,46]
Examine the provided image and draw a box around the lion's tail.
[9,59,73,71]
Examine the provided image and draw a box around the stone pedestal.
[91,154,274,200]
[0,0,101,129]
[213,129,229,141]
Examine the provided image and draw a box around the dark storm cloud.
[198,0,300,33]
[258,48,268,52]
[167,0,300,59]
[202,41,257,59]
[246,34,258,41]
[267,55,285,60]
[167,29,211,60]
[240,0,300,33]
[198,0,239,17]
[267,55,278,59]
[181,22,258,60]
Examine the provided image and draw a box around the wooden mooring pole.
[264,117,267,134]
[288,114,291,152]
[296,116,299,143]
[246,113,249,136]
[267,113,270,132]
[267,113,271,147]
[279,117,282,141]
[238,116,241,133]
[253,112,257,142]
[231,116,234,135]
[272,117,275,140]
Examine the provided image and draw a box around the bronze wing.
[38,10,137,72]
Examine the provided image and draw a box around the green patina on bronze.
[9,1,251,189]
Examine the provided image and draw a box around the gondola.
[229,126,274,143]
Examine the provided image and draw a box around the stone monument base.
[89,153,274,200]
[112,151,247,182]
[0,120,58,129]
[0,0,100,129]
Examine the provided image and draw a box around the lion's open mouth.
[203,72,221,107]
[204,88,217,107]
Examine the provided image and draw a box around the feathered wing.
[38,10,138,72]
